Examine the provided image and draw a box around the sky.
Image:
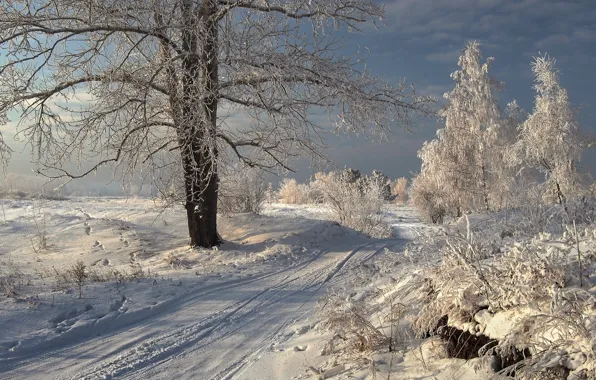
[3,0,596,190]
[321,0,596,181]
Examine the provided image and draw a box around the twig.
[573,220,583,287]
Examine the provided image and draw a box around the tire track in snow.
[1,237,406,380]
[75,250,332,380]
[0,259,322,378]
[209,240,402,380]
[85,243,348,379]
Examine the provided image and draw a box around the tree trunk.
[184,172,220,248]
[178,0,221,248]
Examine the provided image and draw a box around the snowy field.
[0,197,448,380]
[4,197,592,379]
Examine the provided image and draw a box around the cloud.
[381,0,596,48]
[572,27,596,42]
[535,34,570,49]
[425,50,461,64]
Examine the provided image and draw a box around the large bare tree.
[0,0,432,247]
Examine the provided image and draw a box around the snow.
[4,197,544,379]
[0,198,447,379]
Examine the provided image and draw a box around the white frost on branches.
[517,55,583,204]
[412,41,511,221]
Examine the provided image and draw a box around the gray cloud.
[425,49,462,64]
[535,34,570,49]
[382,0,596,49]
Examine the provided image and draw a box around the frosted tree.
[440,41,503,211]
[502,101,525,145]
[412,41,515,219]
[392,177,408,204]
[518,55,582,204]
[278,178,305,205]
[0,0,432,247]
[370,170,391,201]
[340,168,362,184]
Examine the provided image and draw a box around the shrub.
[218,166,267,215]
[515,183,559,234]
[370,170,392,201]
[30,203,50,252]
[68,260,87,299]
[278,178,307,204]
[316,171,391,238]
[52,260,152,293]
[409,174,448,224]
[393,177,409,204]
[318,289,388,354]
[0,264,28,298]
[409,213,596,379]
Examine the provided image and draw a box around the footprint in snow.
[109,296,127,312]
[0,341,20,353]
[75,208,93,220]
[294,324,312,336]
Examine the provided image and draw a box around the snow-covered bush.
[410,214,596,379]
[564,196,596,225]
[69,260,88,299]
[316,171,391,238]
[318,289,388,354]
[494,288,596,378]
[510,186,596,236]
[278,178,308,204]
[409,173,449,224]
[515,183,561,235]
[218,166,267,215]
[393,177,408,204]
[370,170,392,201]
[302,179,325,204]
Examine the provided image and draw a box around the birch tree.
[411,41,522,220]
[0,0,432,247]
[440,41,503,211]
[519,55,582,204]
[412,41,506,218]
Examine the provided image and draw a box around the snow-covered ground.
[0,198,427,379]
[0,198,514,379]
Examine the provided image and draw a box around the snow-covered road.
[2,240,401,380]
[0,199,417,379]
